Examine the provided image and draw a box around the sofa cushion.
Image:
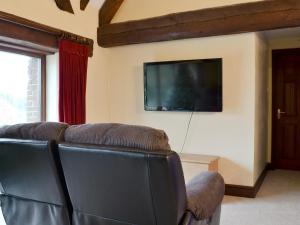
[0,122,68,142]
[186,172,225,220]
[64,123,171,151]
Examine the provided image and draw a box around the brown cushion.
[186,172,225,220]
[0,122,68,142]
[64,123,171,151]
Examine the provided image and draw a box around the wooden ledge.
[179,153,219,165]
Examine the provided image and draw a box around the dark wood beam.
[99,0,124,26]
[0,19,57,53]
[0,41,54,57]
[0,11,94,57]
[54,0,74,14]
[80,0,90,11]
[98,0,300,47]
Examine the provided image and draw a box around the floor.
[0,170,299,225]
[221,170,300,225]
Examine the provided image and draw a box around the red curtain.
[59,39,88,125]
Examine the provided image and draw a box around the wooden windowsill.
[179,153,219,165]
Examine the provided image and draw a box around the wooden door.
[272,49,300,170]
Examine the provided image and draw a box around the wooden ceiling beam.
[99,0,124,26]
[98,0,300,48]
[54,0,74,14]
[80,0,90,11]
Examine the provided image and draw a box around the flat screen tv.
[144,58,222,112]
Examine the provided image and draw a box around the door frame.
[271,48,300,169]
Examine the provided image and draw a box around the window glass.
[0,50,42,125]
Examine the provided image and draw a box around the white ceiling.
[88,0,105,9]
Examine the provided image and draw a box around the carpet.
[221,170,300,225]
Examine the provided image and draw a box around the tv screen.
[144,58,222,112]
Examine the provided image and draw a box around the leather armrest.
[186,172,225,220]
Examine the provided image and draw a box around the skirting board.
[225,164,270,198]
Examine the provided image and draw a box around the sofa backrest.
[0,122,68,142]
[0,122,71,225]
[59,143,187,225]
[0,139,67,205]
[64,123,171,151]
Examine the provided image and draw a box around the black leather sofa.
[0,122,71,225]
[0,122,225,225]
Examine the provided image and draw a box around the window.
[0,50,45,125]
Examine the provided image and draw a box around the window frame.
[0,46,47,122]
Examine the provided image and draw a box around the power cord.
[180,111,194,153]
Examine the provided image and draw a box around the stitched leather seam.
[0,139,47,145]
[146,154,158,225]
[46,141,69,206]
[0,194,64,207]
[74,210,137,225]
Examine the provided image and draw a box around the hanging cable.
[180,111,194,153]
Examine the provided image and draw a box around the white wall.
[46,53,59,121]
[107,0,268,186]
[253,34,268,183]
[103,0,270,187]
[105,33,258,186]
[0,0,109,123]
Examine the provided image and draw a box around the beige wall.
[113,0,263,22]
[0,0,109,123]
[105,0,267,186]
[253,34,268,183]
[46,53,59,121]
[105,33,259,186]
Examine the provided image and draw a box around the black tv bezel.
[143,58,223,112]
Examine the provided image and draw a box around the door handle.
[277,108,286,120]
